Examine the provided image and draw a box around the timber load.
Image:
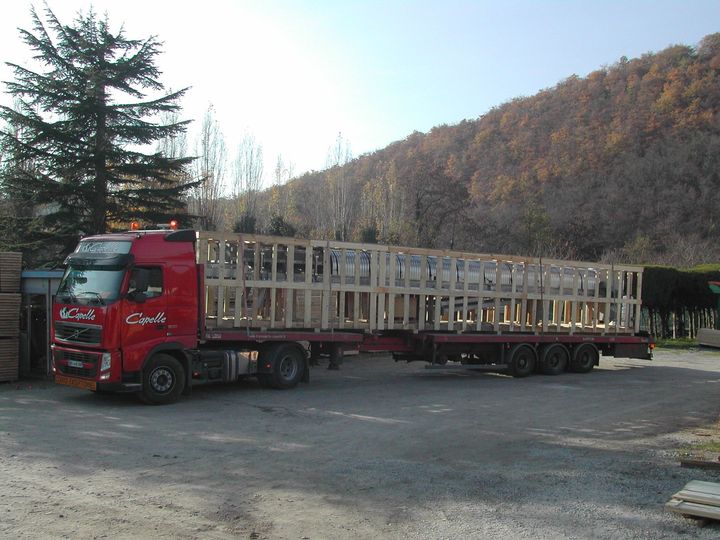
[198,233,643,336]
[0,252,21,382]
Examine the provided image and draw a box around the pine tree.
[0,6,196,263]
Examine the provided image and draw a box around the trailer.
[51,227,653,404]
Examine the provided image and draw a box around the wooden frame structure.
[198,233,643,336]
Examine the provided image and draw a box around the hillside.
[263,33,720,266]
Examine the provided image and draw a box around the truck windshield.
[56,266,126,306]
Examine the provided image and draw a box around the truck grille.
[55,322,102,346]
[55,350,98,378]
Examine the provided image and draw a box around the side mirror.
[127,290,147,303]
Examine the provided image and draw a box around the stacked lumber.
[0,252,21,382]
[666,480,720,521]
[0,252,21,292]
[697,328,720,348]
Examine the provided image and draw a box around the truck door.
[163,264,198,343]
[121,266,168,372]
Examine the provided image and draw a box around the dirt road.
[2,349,720,539]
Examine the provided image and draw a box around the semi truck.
[51,225,654,404]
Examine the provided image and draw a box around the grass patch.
[677,421,720,462]
[683,441,720,453]
[655,338,697,349]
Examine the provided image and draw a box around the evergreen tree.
[0,6,196,264]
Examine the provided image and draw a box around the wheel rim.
[150,367,174,393]
[545,346,568,370]
[518,355,529,369]
[279,355,298,380]
[548,352,560,368]
[579,351,592,367]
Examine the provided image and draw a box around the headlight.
[100,352,112,372]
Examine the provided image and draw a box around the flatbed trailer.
[51,228,653,404]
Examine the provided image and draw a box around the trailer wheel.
[140,353,186,405]
[508,344,536,378]
[540,344,569,375]
[571,344,598,373]
[263,343,306,389]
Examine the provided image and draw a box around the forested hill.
[273,33,720,266]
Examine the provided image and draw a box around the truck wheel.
[140,353,186,404]
[540,344,569,375]
[570,344,599,373]
[508,344,536,378]
[264,343,306,389]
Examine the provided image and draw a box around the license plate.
[55,374,97,391]
[67,360,84,369]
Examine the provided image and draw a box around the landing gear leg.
[328,343,343,370]
[310,342,321,366]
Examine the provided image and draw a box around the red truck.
[51,226,653,404]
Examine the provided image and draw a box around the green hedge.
[642,265,720,338]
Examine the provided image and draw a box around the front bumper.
[97,381,142,393]
[55,373,141,393]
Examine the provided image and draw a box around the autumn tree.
[190,104,226,230]
[325,133,354,240]
[232,134,264,233]
[267,153,295,224]
[0,6,195,262]
[360,160,403,243]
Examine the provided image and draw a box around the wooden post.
[321,243,331,329]
[377,251,386,330]
[448,257,457,331]
[339,248,347,329]
[217,234,226,324]
[369,250,377,331]
[570,267,578,335]
[388,252,396,330]
[418,255,427,331]
[509,263,517,331]
[285,244,294,328]
[462,259,469,331]
[634,271,643,335]
[304,246,312,326]
[616,270,625,334]
[477,261,485,331]
[270,243,278,328]
[353,249,360,329]
[403,253,410,329]
[541,262,549,334]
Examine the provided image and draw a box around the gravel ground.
[2,348,720,539]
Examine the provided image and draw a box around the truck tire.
[570,344,598,373]
[140,353,186,405]
[540,343,569,375]
[508,344,536,378]
[263,343,306,389]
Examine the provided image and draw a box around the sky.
[1,0,719,187]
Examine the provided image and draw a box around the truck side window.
[129,267,163,298]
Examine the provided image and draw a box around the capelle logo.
[125,312,167,326]
[59,307,96,321]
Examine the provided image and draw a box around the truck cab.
[52,229,200,401]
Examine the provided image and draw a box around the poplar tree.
[0,6,196,261]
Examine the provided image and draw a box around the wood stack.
[0,252,21,382]
[666,480,720,521]
[697,328,720,348]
